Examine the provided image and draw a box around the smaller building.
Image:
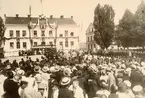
[86,23,100,52]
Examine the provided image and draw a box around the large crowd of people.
[0,50,145,98]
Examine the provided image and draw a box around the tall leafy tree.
[133,0,145,47]
[93,4,115,49]
[116,9,135,47]
[0,17,5,47]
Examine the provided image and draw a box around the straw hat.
[34,66,40,72]
[124,80,131,88]
[130,64,136,69]
[16,69,25,76]
[132,85,143,93]
[124,68,132,74]
[41,66,48,73]
[35,74,42,83]
[63,68,72,76]
[120,64,126,69]
[141,62,145,67]
[60,77,71,86]
[54,65,60,72]
[49,67,56,73]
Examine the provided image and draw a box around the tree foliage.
[115,9,135,47]
[0,17,5,47]
[93,4,115,49]
[116,1,145,48]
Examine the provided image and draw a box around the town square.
[0,0,145,98]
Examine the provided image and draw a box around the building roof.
[5,16,76,25]
[86,23,95,34]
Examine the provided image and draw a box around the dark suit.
[3,79,20,98]
[58,88,74,98]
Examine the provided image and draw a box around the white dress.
[73,80,88,98]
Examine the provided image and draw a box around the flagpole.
[40,0,43,15]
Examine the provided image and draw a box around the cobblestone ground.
[1,55,44,63]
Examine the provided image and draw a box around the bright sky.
[0,0,143,42]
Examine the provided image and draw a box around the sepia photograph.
[0,0,145,98]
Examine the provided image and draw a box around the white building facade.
[4,14,79,57]
[86,23,100,52]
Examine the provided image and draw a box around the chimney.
[60,15,64,19]
[71,16,73,19]
[50,15,53,19]
[16,14,19,17]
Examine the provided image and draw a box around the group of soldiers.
[0,51,145,98]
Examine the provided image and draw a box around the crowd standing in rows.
[0,51,145,98]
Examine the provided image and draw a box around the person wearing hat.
[108,84,118,98]
[19,80,28,98]
[3,71,20,98]
[41,66,50,82]
[72,70,88,98]
[123,80,135,98]
[58,77,74,98]
[19,78,43,98]
[33,74,48,98]
[117,82,132,98]
[106,67,116,91]
[96,80,110,98]
[130,65,144,87]
[123,68,131,81]
[116,73,124,86]
[132,85,144,98]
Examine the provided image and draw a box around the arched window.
[16,42,20,49]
